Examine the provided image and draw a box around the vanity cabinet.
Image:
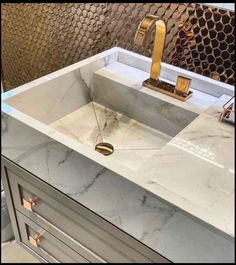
[1,156,170,263]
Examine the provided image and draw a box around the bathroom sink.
[2,47,234,240]
[3,85,197,171]
[3,47,229,172]
[49,96,197,170]
[2,47,232,171]
[3,49,198,171]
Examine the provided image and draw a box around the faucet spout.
[134,15,166,81]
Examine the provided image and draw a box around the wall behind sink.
[1,3,235,91]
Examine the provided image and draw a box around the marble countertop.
[93,61,234,239]
[137,94,234,238]
[1,94,234,262]
[1,48,234,262]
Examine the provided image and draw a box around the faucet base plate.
[143,78,193,102]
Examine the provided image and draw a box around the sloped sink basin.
[50,101,172,170]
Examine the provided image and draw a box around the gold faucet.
[134,14,193,101]
[134,14,166,81]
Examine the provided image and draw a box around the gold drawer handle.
[29,232,60,263]
[22,197,38,212]
[29,232,43,247]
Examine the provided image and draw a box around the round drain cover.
[95,142,114,156]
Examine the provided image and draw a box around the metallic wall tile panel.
[1,3,235,91]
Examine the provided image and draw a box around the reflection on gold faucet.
[134,15,193,101]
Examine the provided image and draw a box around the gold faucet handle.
[175,76,192,96]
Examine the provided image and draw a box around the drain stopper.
[95,142,114,156]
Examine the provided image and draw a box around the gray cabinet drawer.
[16,210,89,263]
[3,157,170,263]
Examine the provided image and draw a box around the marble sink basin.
[49,98,197,170]
[3,52,198,171]
[2,46,232,173]
[3,46,232,172]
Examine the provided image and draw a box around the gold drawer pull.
[29,232,43,247]
[22,197,38,212]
